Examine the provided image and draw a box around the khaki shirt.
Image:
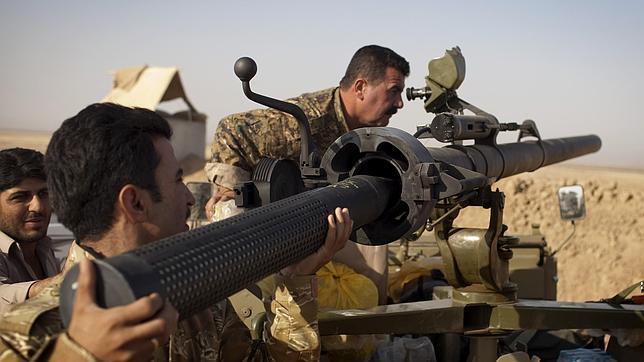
[0,231,59,313]
[0,242,320,361]
[205,87,349,189]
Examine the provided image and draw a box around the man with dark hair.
[0,147,60,312]
[205,44,408,304]
[205,44,409,199]
[0,103,353,361]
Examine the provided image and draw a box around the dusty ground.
[0,130,51,153]
[2,130,642,302]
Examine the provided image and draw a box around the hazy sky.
[1,1,643,168]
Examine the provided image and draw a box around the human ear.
[354,79,367,101]
[118,185,146,222]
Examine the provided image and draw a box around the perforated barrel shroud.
[60,175,394,323]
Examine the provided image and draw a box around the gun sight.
[416,113,523,144]
[406,86,430,101]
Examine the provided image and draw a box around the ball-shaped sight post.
[234,57,257,82]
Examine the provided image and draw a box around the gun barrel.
[428,135,601,180]
[60,175,394,324]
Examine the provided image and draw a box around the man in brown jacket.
[0,148,60,313]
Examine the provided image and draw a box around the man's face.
[144,137,195,243]
[356,67,405,127]
[0,178,51,243]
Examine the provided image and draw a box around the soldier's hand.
[67,259,178,361]
[280,207,353,276]
[205,185,236,220]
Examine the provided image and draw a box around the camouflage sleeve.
[208,114,264,188]
[207,110,302,189]
[0,332,96,362]
[43,333,96,362]
[170,300,253,361]
[265,274,320,361]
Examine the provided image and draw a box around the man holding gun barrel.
[0,103,353,361]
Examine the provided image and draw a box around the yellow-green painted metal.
[489,300,644,330]
[434,189,517,303]
[422,47,466,113]
[318,299,644,335]
[319,299,478,335]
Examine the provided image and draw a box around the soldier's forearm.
[27,276,57,299]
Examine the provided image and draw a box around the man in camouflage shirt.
[0,103,353,361]
[205,45,410,209]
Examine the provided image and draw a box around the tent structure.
[102,65,207,161]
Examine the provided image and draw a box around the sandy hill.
[2,129,642,302]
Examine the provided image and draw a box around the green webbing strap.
[602,280,643,306]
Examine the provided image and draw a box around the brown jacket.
[0,231,60,313]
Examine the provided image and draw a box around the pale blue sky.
[1,1,643,168]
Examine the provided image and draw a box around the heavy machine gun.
[59,49,642,359]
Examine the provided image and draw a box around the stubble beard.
[0,214,47,243]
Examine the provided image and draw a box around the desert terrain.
[1,130,642,302]
[455,164,644,302]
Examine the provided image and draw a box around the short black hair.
[45,103,172,241]
[339,45,410,89]
[0,148,46,191]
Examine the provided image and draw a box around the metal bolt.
[241,308,252,318]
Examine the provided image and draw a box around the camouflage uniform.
[205,87,349,188]
[0,243,320,361]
